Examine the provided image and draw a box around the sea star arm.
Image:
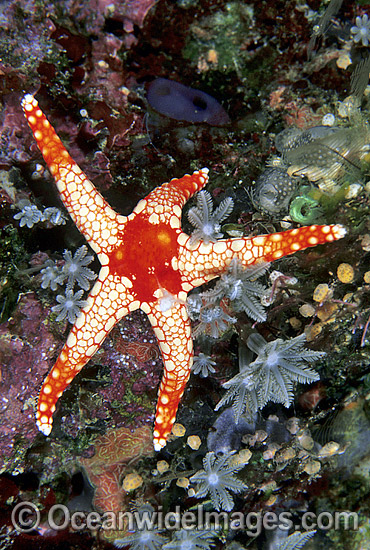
[178,224,346,289]
[146,301,193,451]
[36,275,136,435]
[136,169,209,227]
[21,94,126,257]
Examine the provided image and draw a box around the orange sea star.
[22,94,346,450]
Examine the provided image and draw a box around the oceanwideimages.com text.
[11,502,359,535]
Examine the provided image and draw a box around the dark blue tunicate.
[264,419,291,444]
[147,78,230,126]
[207,408,256,455]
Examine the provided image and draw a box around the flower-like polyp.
[21,94,346,450]
[351,14,370,47]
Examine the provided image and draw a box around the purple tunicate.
[207,408,256,455]
[147,78,230,126]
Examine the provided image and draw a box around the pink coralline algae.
[57,309,163,438]
[66,0,158,47]
[0,94,37,167]
[114,0,158,35]
[0,288,161,467]
[97,311,163,428]
[0,293,58,472]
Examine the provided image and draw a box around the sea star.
[22,94,346,450]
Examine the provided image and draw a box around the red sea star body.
[22,94,346,450]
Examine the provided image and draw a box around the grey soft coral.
[202,258,270,322]
[216,333,323,421]
[190,451,247,511]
